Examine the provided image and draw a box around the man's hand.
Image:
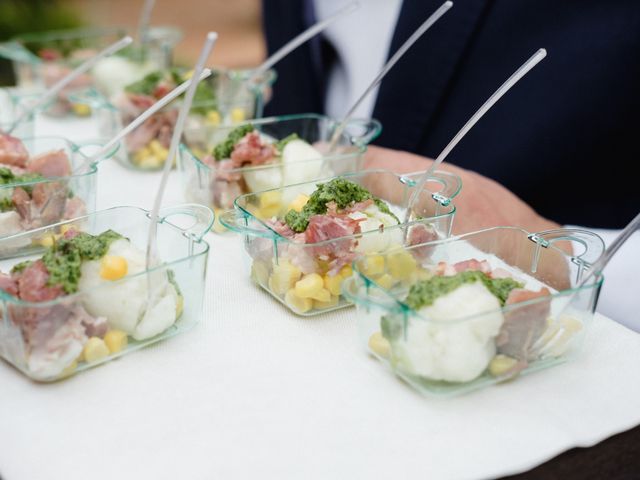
[364,145,559,234]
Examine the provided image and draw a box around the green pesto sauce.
[0,197,13,212]
[35,230,124,294]
[284,178,399,233]
[0,167,45,196]
[405,270,523,311]
[124,68,216,116]
[212,124,254,161]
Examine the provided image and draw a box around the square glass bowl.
[0,204,212,381]
[220,169,461,316]
[342,226,605,397]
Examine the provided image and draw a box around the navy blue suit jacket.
[262,0,640,228]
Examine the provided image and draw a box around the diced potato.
[149,140,169,161]
[100,255,128,281]
[136,154,162,169]
[251,260,270,286]
[269,260,302,295]
[294,273,324,299]
[339,265,353,278]
[259,190,282,209]
[230,108,245,123]
[368,332,390,359]
[259,204,281,219]
[82,337,110,363]
[133,147,150,164]
[488,354,519,377]
[387,250,417,280]
[285,289,313,314]
[39,234,57,247]
[375,273,395,290]
[363,255,385,277]
[104,330,128,354]
[288,194,309,213]
[206,110,221,126]
[72,103,91,117]
[310,287,331,302]
[323,273,343,296]
[313,295,339,310]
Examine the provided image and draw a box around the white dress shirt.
[313,0,639,330]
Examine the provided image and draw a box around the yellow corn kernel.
[368,332,390,359]
[82,337,110,363]
[259,190,282,209]
[488,354,519,378]
[310,287,331,302]
[387,250,417,280]
[60,360,77,378]
[294,273,324,299]
[313,295,339,310]
[323,273,343,296]
[100,255,128,281]
[251,260,270,286]
[212,208,228,233]
[183,69,194,79]
[205,110,221,126]
[288,194,309,213]
[375,273,395,290]
[230,108,245,123]
[339,265,353,278]
[363,255,385,277]
[72,103,91,117]
[269,260,302,295]
[285,289,313,314]
[104,330,128,354]
[149,140,169,161]
[133,147,150,163]
[175,295,184,317]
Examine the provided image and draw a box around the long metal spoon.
[327,0,453,152]
[404,48,547,223]
[6,35,133,133]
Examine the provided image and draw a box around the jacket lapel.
[373,0,492,152]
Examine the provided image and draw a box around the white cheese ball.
[353,203,402,254]
[78,238,178,340]
[92,57,157,98]
[391,282,504,383]
[243,165,283,194]
[281,139,323,186]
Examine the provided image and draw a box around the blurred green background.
[0,0,84,85]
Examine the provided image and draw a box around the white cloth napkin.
[1,116,640,480]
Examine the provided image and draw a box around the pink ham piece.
[230,132,276,168]
[0,272,18,296]
[497,287,552,362]
[407,223,438,260]
[0,134,29,168]
[15,261,65,303]
[453,258,491,274]
[11,187,31,222]
[27,149,71,178]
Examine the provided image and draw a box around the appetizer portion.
[351,246,589,393]
[201,124,325,210]
[243,177,438,315]
[0,227,183,380]
[112,68,253,170]
[0,133,85,238]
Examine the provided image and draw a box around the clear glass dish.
[179,113,383,228]
[0,136,119,256]
[85,67,277,172]
[0,204,213,381]
[0,26,182,117]
[220,169,461,316]
[0,89,35,138]
[342,226,605,397]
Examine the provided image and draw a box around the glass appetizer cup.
[103,67,277,172]
[0,136,120,257]
[0,26,182,117]
[179,113,383,228]
[0,204,213,381]
[342,226,605,397]
[219,169,461,316]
